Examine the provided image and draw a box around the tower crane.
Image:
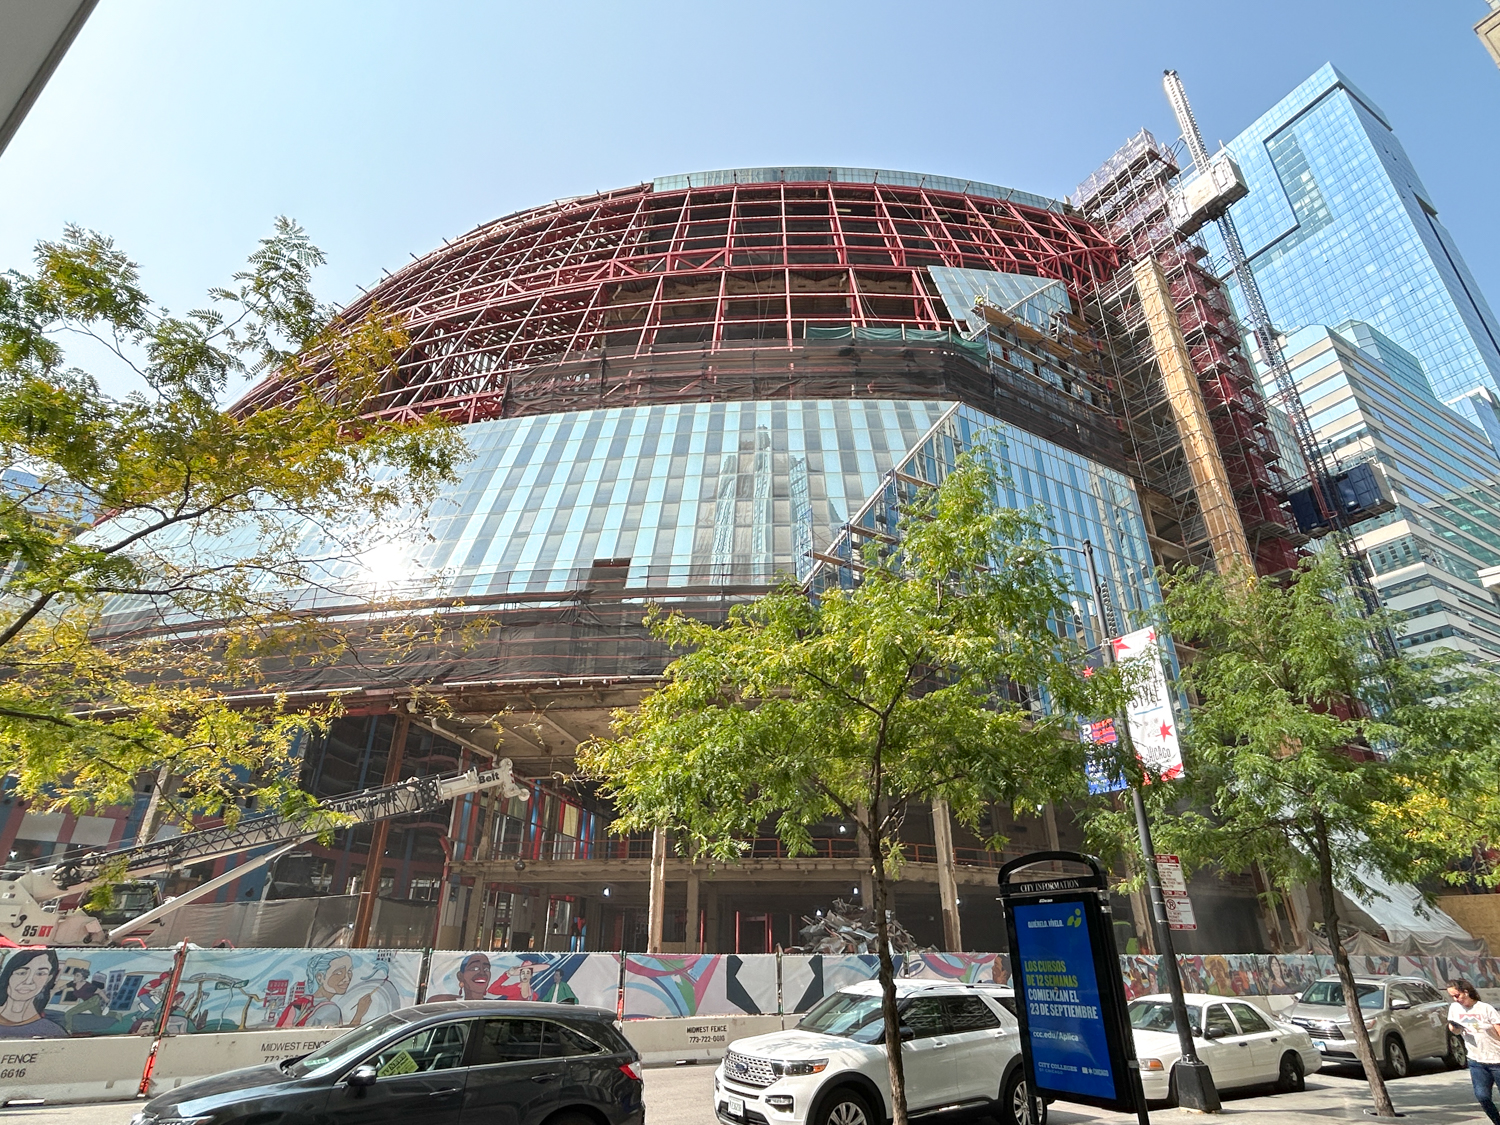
[1163,69,1397,656]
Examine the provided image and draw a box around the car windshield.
[1300,982,1383,1010]
[797,991,888,1043]
[1128,1000,1202,1037]
[285,1013,412,1076]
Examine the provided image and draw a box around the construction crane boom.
[0,761,529,944]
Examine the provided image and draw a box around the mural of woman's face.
[322,956,354,996]
[459,958,491,997]
[7,957,54,1003]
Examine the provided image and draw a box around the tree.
[580,455,1128,1125]
[1134,550,1498,1117]
[0,221,463,826]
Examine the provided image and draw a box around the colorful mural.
[423,952,621,1010]
[5,945,1496,1040]
[621,954,778,1019]
[169,948,422,1032]
[0,946,179,1038]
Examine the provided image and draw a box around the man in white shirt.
[1449,978,1500,1125]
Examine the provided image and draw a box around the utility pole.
[1080,540,1220,1113]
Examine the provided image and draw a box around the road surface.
[0,1057,1482,1124]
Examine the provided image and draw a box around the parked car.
[1284,975,1467,1077]
[1128,993,1322,1104]
[715,979,1044,1125]
[130,1000,644,1125]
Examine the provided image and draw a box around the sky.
[2,1,1497,400]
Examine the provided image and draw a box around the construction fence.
[3,945,1499,1105]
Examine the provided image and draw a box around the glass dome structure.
[107,170,1156,690]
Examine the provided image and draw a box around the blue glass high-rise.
[1214,64,1500,445]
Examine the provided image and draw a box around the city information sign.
[999,852,1145,1121]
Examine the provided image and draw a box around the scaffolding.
[1074,131,1303,576]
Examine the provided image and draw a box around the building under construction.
[1,163,1314,956]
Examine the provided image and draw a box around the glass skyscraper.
[1216,64,1500,445]
[1278,321,1500,661]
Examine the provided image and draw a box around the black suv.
[131,1000,644,1125]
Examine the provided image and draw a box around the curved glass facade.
[102,399,1157,645]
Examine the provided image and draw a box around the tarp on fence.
[170,947,422,1032]
[622,954,779,1019]
[424,951,621,1010]
[0,945,179,1037]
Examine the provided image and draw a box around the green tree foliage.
[580,454,1129,1125]
[1118,551,1500,1116]
[0,221,463,825]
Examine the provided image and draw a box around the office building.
[1279,321,1500,660]
[1215,64,1500,446]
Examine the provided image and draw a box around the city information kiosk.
[999,852,1148,1125]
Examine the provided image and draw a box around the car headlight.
[1138,1058,1165,1072]
[766,1095,795,1111]
[771,1058,828,1077]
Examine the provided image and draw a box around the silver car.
[1284,975,1467,1077]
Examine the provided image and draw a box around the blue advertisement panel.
[1012,899,1117,1103]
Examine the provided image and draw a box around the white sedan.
[1127,993,1322,1104]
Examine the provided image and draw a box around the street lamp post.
[1062,539,1221,1113]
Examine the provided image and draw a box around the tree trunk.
[1314,816,1396,1117]
[868,822,909,1125]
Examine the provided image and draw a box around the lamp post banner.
[1114,627,1184,780]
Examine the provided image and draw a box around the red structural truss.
[235,175,1117,423]
[1075,133,1302,576]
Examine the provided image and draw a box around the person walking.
[1449,978,1500,1125]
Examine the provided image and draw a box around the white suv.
[714,979,1045,1125]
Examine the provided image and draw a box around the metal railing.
[483,833,1020,867]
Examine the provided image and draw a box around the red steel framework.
[235,176,1118,424]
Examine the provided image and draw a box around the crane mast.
[1163,70,1394,652]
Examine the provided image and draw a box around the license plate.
[726,1096,745,1118]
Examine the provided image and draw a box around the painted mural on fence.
[12,947,1492,1041]
[423,952,621,1010]
[168,948,423,1032]
[622,954,779,1019]
[0,946,179,1038]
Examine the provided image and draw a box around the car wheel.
[1445,1032,1468,1070]
[816,1088,874,1125]
[1275,1052,1305,1094]
[999,1067,1047,1125]
[1380,1036,1409,1080]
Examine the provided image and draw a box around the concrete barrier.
[0,1035,154,1105]
[147,1029,346,1096]
[622,1014,786,1065]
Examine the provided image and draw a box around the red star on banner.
[1111,636,1129,657]
[1159,721,1173,739]
[1146,628,1156,643]
[1082,666,1095,679]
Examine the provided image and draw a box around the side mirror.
[898,1025,917,1042]
[1391,999,1411,1011]
[346,1065,378,1090]
[1201,1026,1221,1040]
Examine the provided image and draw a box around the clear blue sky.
[2,1,1496,400]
